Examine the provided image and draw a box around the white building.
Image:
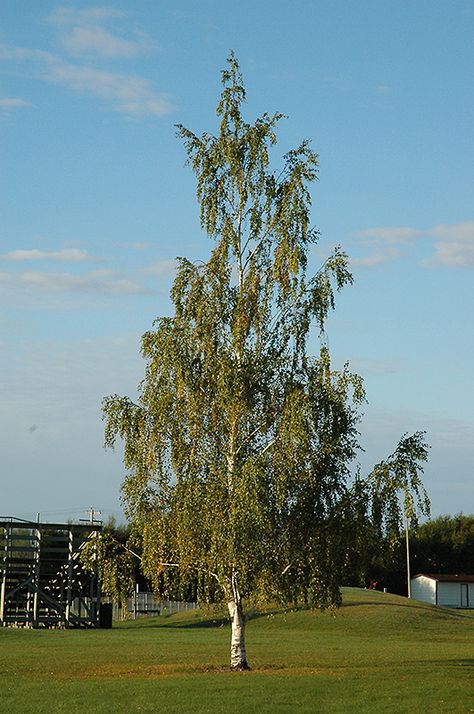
[411,574,474,608]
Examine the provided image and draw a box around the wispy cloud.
[0,8,170,118]
[0,97,32,112]
[1,248,99,262]
[357,227,421,243]
[0,43,172,117]
[61,25,145,58]
[425,222,474,268]
[20,270,150,295]
[44,62,172,116]
[350,226,420,267]
[0,46,53,62]
[142,259,177,276]
[48,7,126,25]
[0,247,175,296]
[48,6,152,59]
[350,249,401,268]
[352,221,474,269]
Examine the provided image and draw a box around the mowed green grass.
[1,588,474,713]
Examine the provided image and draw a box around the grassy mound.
[1,588,473,713]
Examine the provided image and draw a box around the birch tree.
[368,431,430,597]
[103,53,364,669]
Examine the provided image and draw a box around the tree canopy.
[103,53,381,668]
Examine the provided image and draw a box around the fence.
[104,591,198,621]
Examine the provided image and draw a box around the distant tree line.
[344,513,474,595]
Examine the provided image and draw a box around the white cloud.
[0,263,154,295]
[61,25,144,58]
[0,97,32,111]
[48,6,151,59]
[350,252,398,268]
[0,44,172,117]
[431,221,474,241]
[0,45,54,62]
[424,221,474,268]
[0,251,175,296]
[427,241,474,268]
[20,270,150,295]
[43,61,172,116]
[0,6,169,119]
[20,271,148,295]
[48,7,126,25]
[350,229,413,267]
[1,248,98,262]
[430,221,474,241]
[142,259,177,276]
[350,248,401,268]
[357,226,421,243]
[353,221,474,269]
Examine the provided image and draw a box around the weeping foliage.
[103,53,365,611]
[368,431,431,541]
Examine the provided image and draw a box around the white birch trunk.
[227,597,249,670]
[226,394,249,669]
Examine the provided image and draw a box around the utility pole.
[80,508,102,526]
[405,512,411,599]
[79,508,103,626]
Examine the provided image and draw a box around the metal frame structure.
[0,517,102,628]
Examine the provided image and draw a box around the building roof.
[413,573,474,583]
[0,517,101,533]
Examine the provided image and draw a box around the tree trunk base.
[230,660,251,671]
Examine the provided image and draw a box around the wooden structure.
[0,517,102,628]
[411,573,474,608]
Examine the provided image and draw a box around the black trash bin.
[99,603,113,629]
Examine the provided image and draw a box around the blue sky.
[1,1,472,523]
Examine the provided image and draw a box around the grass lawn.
[1,588,474,713]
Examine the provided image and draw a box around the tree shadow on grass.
[121,615,230,630]
[122,606,293,630]
[420,659,474,668]
[342,600,432,610]
[341,601,474,620]
[163,617,230,629]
